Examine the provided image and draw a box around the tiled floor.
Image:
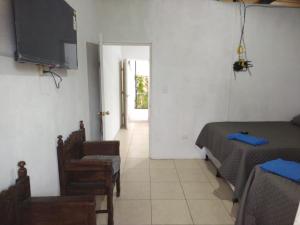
[97,122,237,225]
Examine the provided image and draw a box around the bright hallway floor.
[97,122,237,225]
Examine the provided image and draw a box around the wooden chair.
[0,161,96,225]
[57,121,121,225]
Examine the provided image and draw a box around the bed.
[235,166,300,225]
[195,121,300,200]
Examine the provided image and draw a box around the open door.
[120,59,128,129]
[86,42,103,141]
[99,40,123,140]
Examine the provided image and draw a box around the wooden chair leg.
[116,172,121,197]
[107,187,114,225]
[232,198,239,203]
[205,155,209,161]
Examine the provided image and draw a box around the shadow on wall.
[0,56,68,78]
[0,0,16,58]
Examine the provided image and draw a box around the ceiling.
[222,0,300,7]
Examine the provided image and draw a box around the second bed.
[196,121,300,200]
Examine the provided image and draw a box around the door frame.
[120,59,127,129]
[99,40,153,151]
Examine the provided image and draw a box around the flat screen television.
[12,0,78,69]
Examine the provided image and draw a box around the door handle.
[98,111,110,116]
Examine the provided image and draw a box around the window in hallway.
[135,74,149,109]
[126,58,150,122]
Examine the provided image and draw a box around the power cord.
[43,69,63,89]
[233,0,290,77]
[233,0,253,77]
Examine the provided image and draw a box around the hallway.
[97,122,236,225]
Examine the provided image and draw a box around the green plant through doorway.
[135,75,149,109]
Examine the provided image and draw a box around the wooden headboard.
[0,161,31,225]
[0,160,97,225]
[57,121,86,161]
[56,121,86,195]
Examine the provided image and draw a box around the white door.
[99,41,122,140]
[87,42,102,140]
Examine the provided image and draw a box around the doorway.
[117,45,151,126]
[101,43,151,151]
[125,59,150,122]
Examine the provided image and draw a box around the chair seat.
[81,155,121,174]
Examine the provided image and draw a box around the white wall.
[121,46,150,61]
[102,45,122,140]
[96,0,300,159]
[0,0,99,194]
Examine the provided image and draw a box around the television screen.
[12,0,78,69]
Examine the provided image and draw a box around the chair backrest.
[57,121,86,195]
[0,161,31,225]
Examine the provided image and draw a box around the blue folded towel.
[227,133,269,146]
[260,159,300,183]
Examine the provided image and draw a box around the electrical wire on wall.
[233,0,253,77]
[43,68,63,89]
[233,0,289,78]
[228,0,290,119]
